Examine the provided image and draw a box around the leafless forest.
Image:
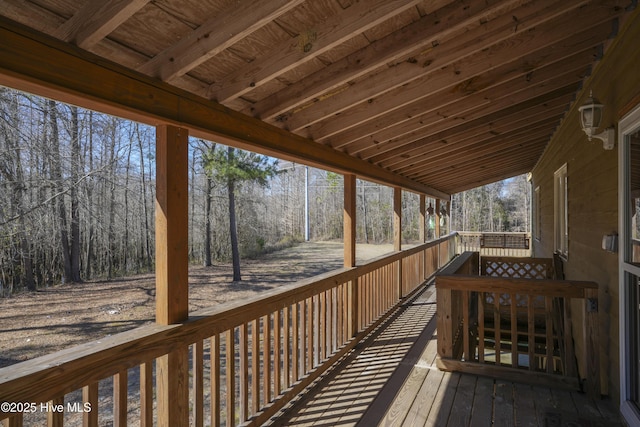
[0,87,529,295]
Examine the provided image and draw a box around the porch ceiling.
[0,0,633,194]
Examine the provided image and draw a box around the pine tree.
[204,145,279,282]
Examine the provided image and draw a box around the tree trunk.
[204,175,213,267]
[227,147,241,282]
[48,100,73,283]
[85,111,94,279]
[69,106,82,282]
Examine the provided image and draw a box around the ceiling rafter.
[287,1,621,135]
[388,102,571,174]
[364,61,593,166]
[359,78,584,164]
[208,0,424,104]
[399,126,556,178]
[307,0,592,144]
[330,38,600,154]
[137,0,306,81]
[52,0,150,49]
[245,0,526,121]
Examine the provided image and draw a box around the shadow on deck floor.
[266,284,623,427]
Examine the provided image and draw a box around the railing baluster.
[283,306,290,390]
[211,334,220,427]
[320,291,326,362]
[478,292,485,363]
[193,340,204,427]
[494,292,501,366]
[2,413,23,427]
[140,362,153,427]
[47,397,63,427]
[113,370,127,427]
[83,382,98,427]
[563,298,576,377]
[326,289,333,356]
[527,295,535,371]
[292,303,299,382]
[545,296,554,374]
[239,324,248,422]
[264,314,272,405]
[510,293,518,367]
[462,290,470,361]
[306,299,313,372]
[225,329,235,426]
[342,283,346,343]
[299,301,306,375]
[274,309,282,397]
[251,319,260,414]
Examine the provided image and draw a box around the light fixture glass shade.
[426,203,434,216]
[578,92,604,140]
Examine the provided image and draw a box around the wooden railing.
[0,233,457,427]
[457,232,531,257]
[435,252,600,399]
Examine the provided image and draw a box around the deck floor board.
[266,284,623,427]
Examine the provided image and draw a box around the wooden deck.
[266,284,623,427]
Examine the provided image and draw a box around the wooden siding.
[531,7,640,404]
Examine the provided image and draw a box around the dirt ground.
[0,241,393,369]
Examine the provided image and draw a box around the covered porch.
[1,0,639,426]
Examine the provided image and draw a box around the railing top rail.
[437,251,475,275]
[456,231,530,236]
[435,275,597,298]
[0,233,458,406]
[481,256,551,263]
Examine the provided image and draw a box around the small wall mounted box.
[601,233,618,253]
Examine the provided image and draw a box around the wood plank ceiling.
[0,0,634,195]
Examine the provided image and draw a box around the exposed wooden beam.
[325,37,602,151]
[210,0,424,104]
[331,54,587,154]
[137,0,305,81]
[248,0,526,121]
[394,119,560,176]
[52,0,150,49]
[386,103,569,173]
[407,136,550,181]
[422,150,543,185]
[292,0,593,136]
[361,78,583,163]
[0,17,449,200]
[305,6,618,142]
[439,166,533,194]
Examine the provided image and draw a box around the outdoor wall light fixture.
[578,90,615,150]
[426,203,434,216]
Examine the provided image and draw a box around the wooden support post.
[435,199,441,240]
[394,187,403,298]
[584,288,600,399]
[419,194,426,281]
[436,286,454,359]
[344,174,356,268]
[344,174,359,337]
[419,194,426,243]
[155,124,189,427]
